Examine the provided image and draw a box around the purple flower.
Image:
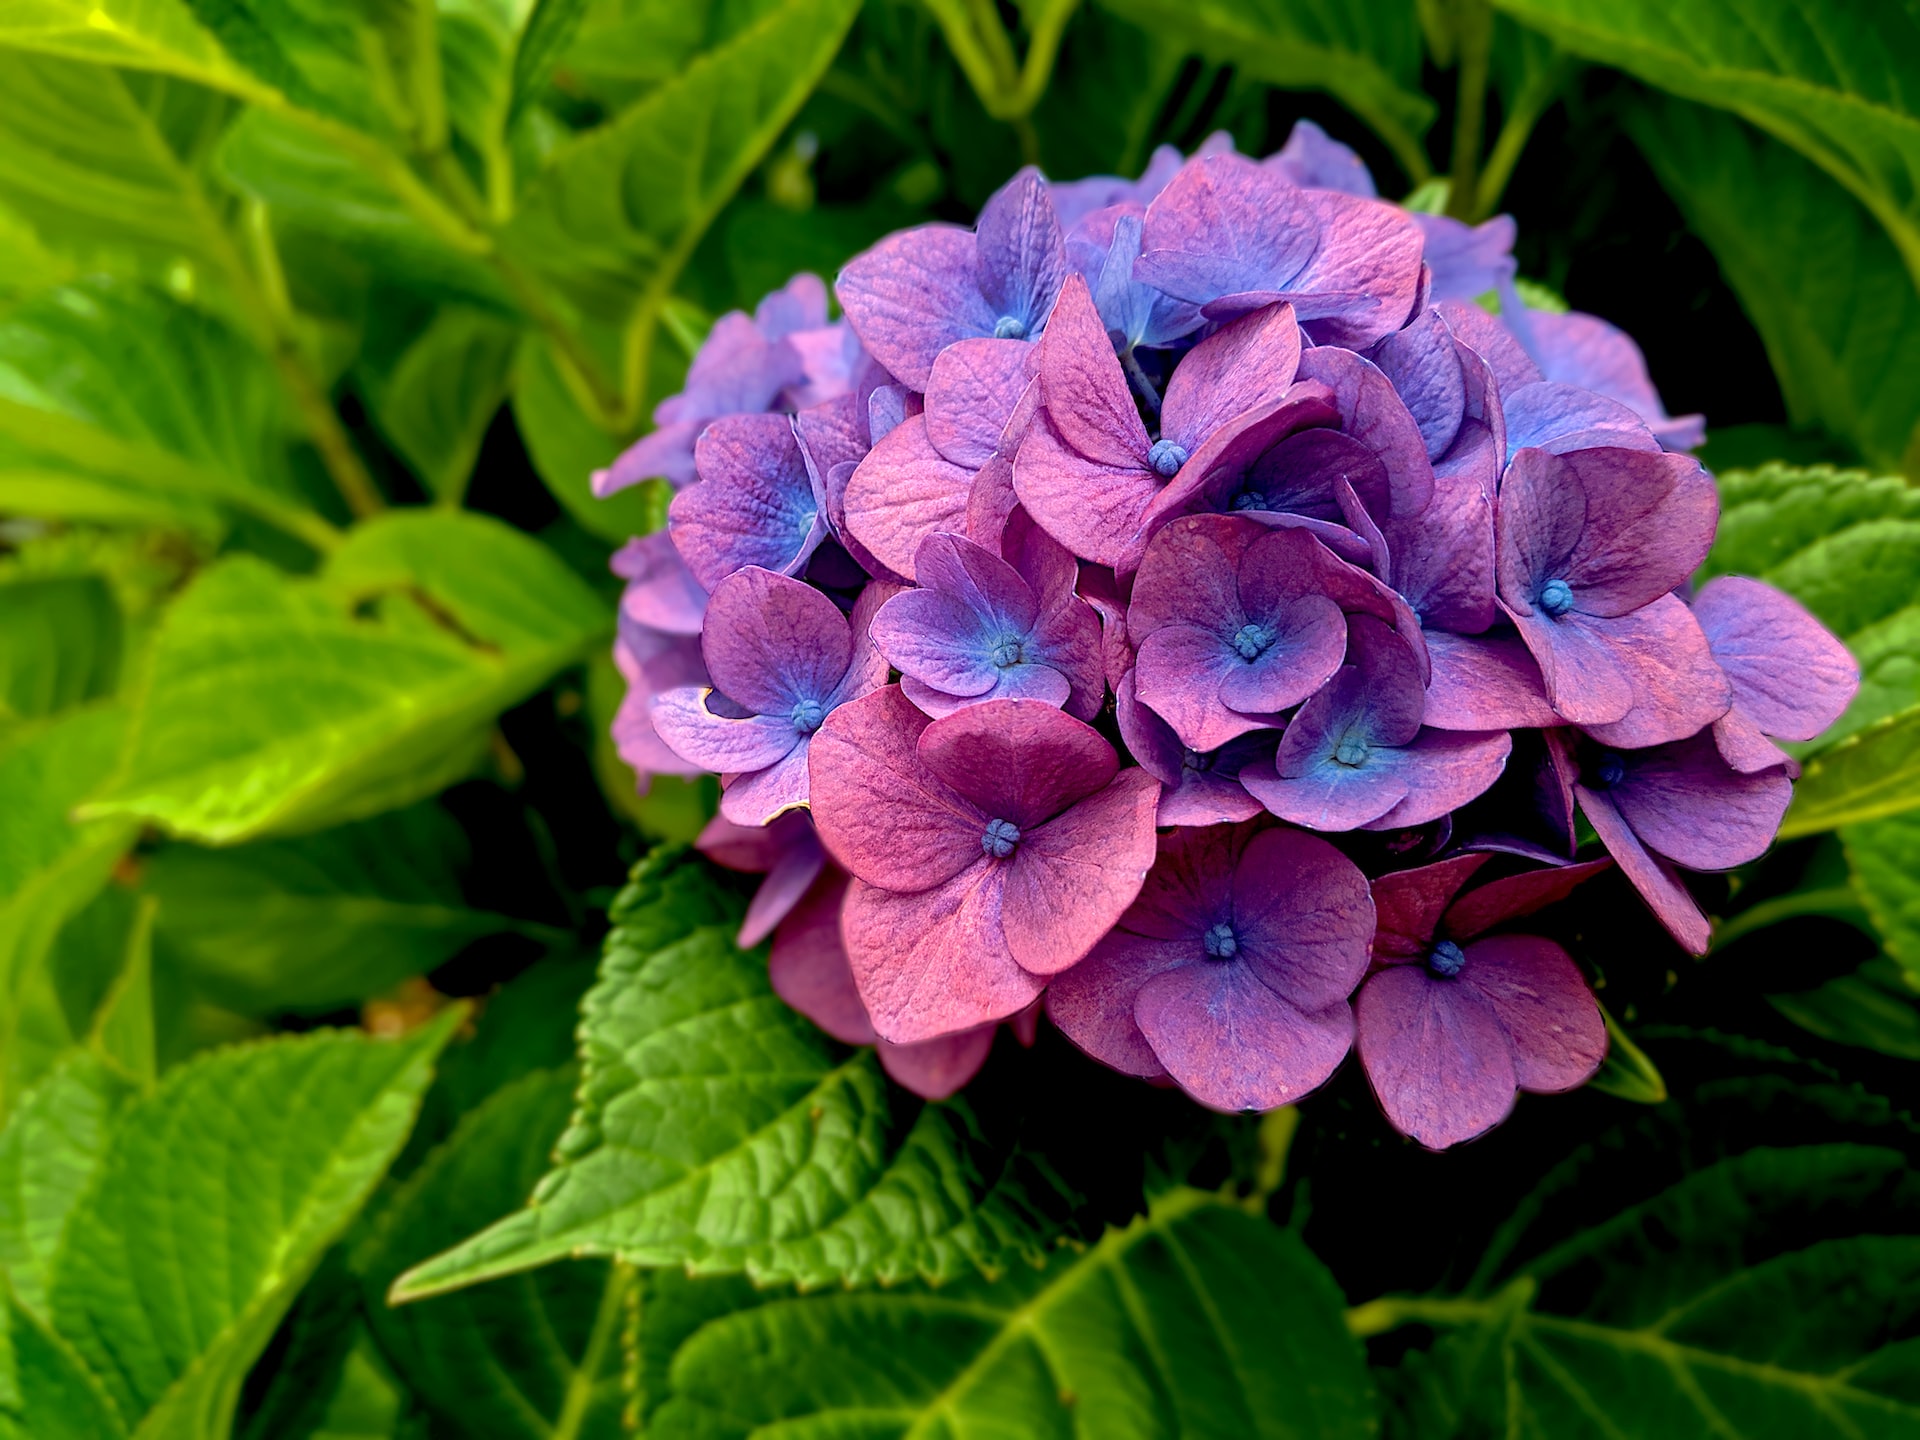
[610,613,708,788]
[595,273,825,495]
[1496,445,1725,735]
[1525,307,1705,452]
[1411,213,1518,305]
[1241,617,1511,831]
[1267,119,1377,197]
[613,531,707,637]
[769,868,1017,1100]
[807,688,1161,1041]
[667,413,827,590]
[1134,153,1424,348]
[1693,576,1859,772]
[1049,140,1199,227]
[871,515,1103,721]
[836,167,1067,390]
[696,809,827,947]
[653,569,891,825]
[1356,854,1609,1150]
[1114,671,1271,827]
[1558,729,1791,954]
[1047,822,1373,1112]
[1015,274,1309,568]
[1066,203,1203,353]
[843,337,1035,580]
[1126,517,1350,752]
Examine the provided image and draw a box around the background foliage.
[1,0,1918,1435]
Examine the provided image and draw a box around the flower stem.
[1444,0,1493,223]
[1471,52,1571,220]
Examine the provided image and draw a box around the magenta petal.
[1136,154,1320,306]
[1013,415,1161,569]
[843,870,1044,1043]
[651,690,798,774]
[917,698,1119,827]
[1577,782,1711,955]
[1136,962,1353,1113]
[719,745,814,826]
[1460,934,1605,1093]
[808,686,987,891]
[1693,576,1859,743]
[1442,857,1613,941]
[699,567,852,715]
[1161,301,1302,445]
[769,871,876,1045]
[1231,828,1373,1010]
[1383,466,1495,635]
[739,835,828,948]
[1035,272,1152,467]
[1283,189,1423,348]
[836,225,994,389]
[1508,604,1636,726]
[1367,729,1513,830]
[1046,932,1183,1079]
[1135,625,1268,752]
[1438,298,1540,394]
[1356,965,1518,1150]
[844,415,975,582]
[1575,593,1732,749]
[1371,856,1490,961]
[1242,751,1407,832]
[878,1027,997,1099]
[999,768,1161,975]
[1422,630,1562,730]
[614,533,708,636]
[1294,346,1434,518]
[925,338,1033,468]
[1609,731,1792,871]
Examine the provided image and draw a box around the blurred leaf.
[1844,811,1920,985]
[0,1290,127,1440]
[1585,1005,1666,1104]
[0,0,264,100]
[511,335,659,542]
[1784,707,1920,839]
[0,576,122,724]
[507,0,586,124]
[555,0,787,106]
[143,804,528,1014]
[359,306,519,502]
[83,511,607,843]
[86,897,155,1088]
[1628,97,1920,473]
[1496,0,1920,305]
[1769,957,1920,1062]
[5,890,140,1106]
[645,1191,1376,1440]
[357,1068,630,1440]
[36,1014,459,1439]
[0,1056,136,1322]
[1090,0,1434,181]
[0,280,326,547]
[392,847,1075,1298]
[1703,464,1920,754]
[0,55,236,273]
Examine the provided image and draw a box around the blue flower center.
[1203,922,1238,960]
[1148,438,1188,478]
[1232,622,1276,661]
[1334,733,1372,767]
[993,315,1028,340]
[1427,939,1467,978]
[1230,489,1269,512]
[1595,751,1627,788]
[789,698,825,734]
[981,817,1021,858]
[989,636,1025,668]
[1181,747,1212,775]
[1538,578,1575,618]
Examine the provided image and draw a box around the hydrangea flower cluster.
[603,123,1859,1148]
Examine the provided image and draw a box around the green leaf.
[0,1291,127,1440]
[391,847,1075,1298]
[0,1056,136,1321]
[357,1068,631,1440]
[86,896,155,1087]
[40,1013,460,1439]
[1626,97,1920,472]
[0,0,265,101]
[0,576,122,724]
[142,803,528,1013]
[1844,811,1920,983]
[647,1191,1377,1440]
[1783,707,1920,839]
[83,510,607,843]
[1091,0,1434,182]
[512,335,661,542]
[1769,957,1920,1062]
[1585,1005,1666,1105]
[508,0,586,122]
[1496,0,1920,311]
[360,307,519,502]
[0,279,329,548]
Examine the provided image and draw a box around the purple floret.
[668,413,828,590]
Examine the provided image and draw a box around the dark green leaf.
[1627,97,1920,472]
[392,848,1074,1297]
[1769,957,1920,1062]
[83,511,607,843]
[1844,812,1920,982]
[648,1191,1377,1440]
[142,803,528,1014]
[0,576,121,724]
[40,1012,460,1438]
[359,307,519,502]
[512,334,669,543]
[508,0,587,122]
[0,1291,127,1440]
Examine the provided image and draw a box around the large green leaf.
[646,1190,1377,1440]
[392,848,1075,1297]
[1769,956,1920,1062]
[37,1013,460,1439]
[0,280,326,546]
[0,1056,135,1321]
[142,803,530,1013]
[1628,97,1920,472]
[82,510,607,843]
[0,1291,127,1440]
[359,306,519,503]
[0,576,122,724]
[1091,0,1434,181]
[0,0,265,101]
[357,1068,631,1440]
[1495,0,1920,308]
[1845,812,1920,984]
[512,335,659,542]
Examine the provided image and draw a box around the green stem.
[1471,53,1569,220]
[1444,0,1493,222]
[1346,1294,1497,1338]
[553,1262,633,1440]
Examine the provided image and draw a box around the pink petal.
[769,870,877,1045]
[1609,731,1791,871]
[1421,630,1562,731]
[1574,593,1732,749]
[1135,624,1270,753]
[1577,783,1711,955]
[1356,966,1518,1150]
[878,1027,997,1099]
[1046,931,1182,1079]
[1693,576,1859,743]
[1137,962,1354,1112]
[1508,604,1636,726]
[926,338,1033,468]
[999,768,1162,975]
[1231,828,1375,1010]
[916,698,1119,827]
[1034,272,1152,468]
[1441,857,1612,941]
[1459,934,1605,1093]
[1367,729,1513,830]
[718,745,814,826]
[1161,300,1302,445]
[836,225,993,389]
[1013,415,1158,568]
[1371,855,1490,961]
[844,416,975,582]
[699,567,852,715]
[739,835,828,948]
